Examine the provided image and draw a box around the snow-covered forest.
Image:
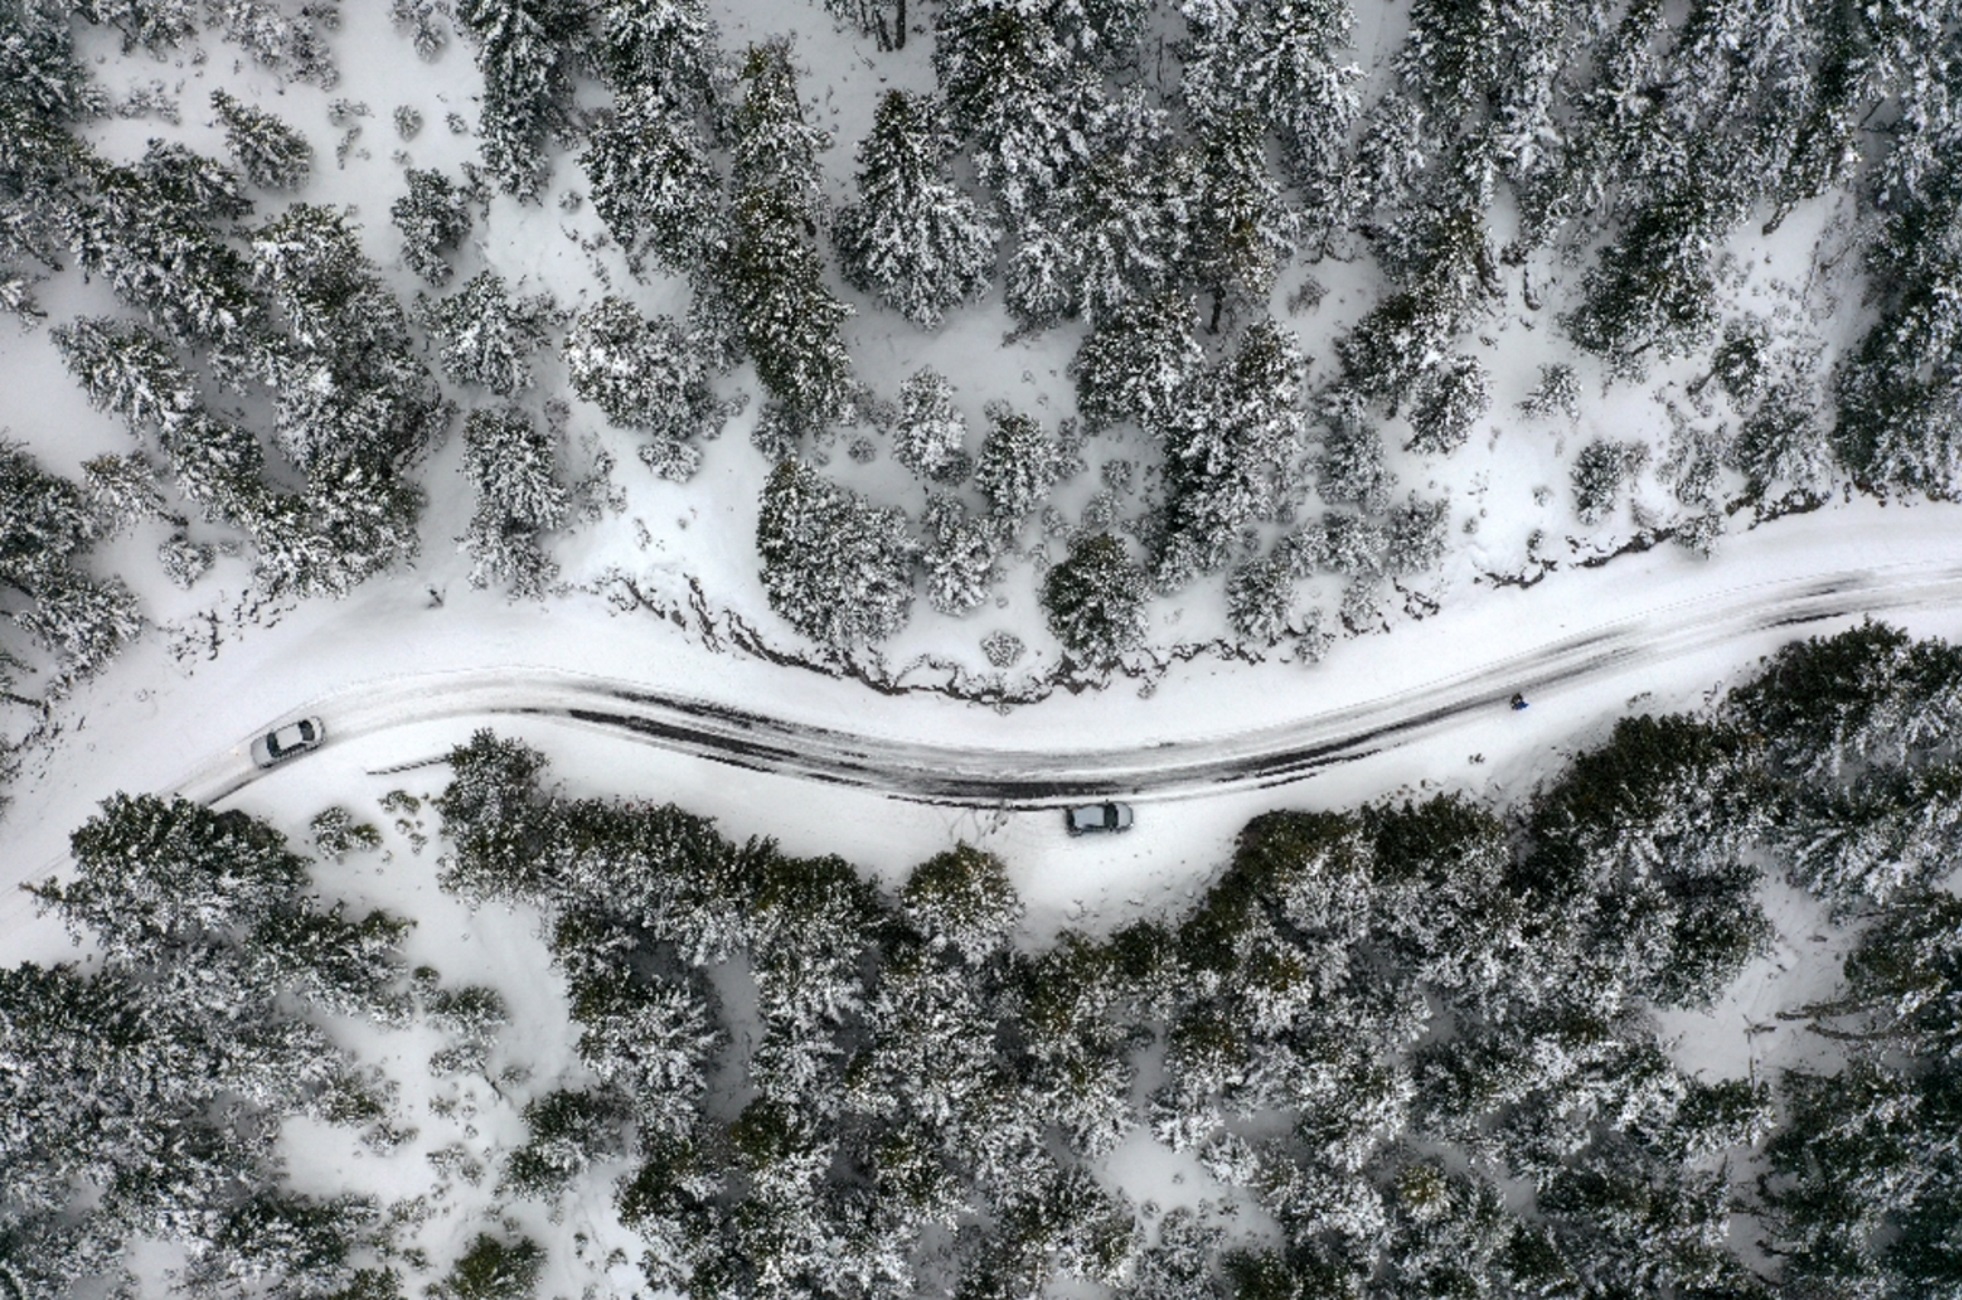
[3,0,1962,736]
[7,621,1962,1297]
[6,0,1962,1296]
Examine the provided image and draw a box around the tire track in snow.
[168,557,1962,810]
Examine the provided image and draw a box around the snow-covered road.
[167,553,1962,808]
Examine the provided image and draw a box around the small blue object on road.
[1510,693,1529,711]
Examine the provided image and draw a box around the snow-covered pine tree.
[1226,553,1294,645]
[1190,109,1296,326]
[891,367,970,483]
[563,296,725,478]
[1042,532,1147,667]
[1732,380,1828,493]
[423,271,557,397]
[1315,385,1395,514]
[1069,293,1203,434]
[454,0,589,201]
[390,168,473,286]
[1519,361,1580,421]
[972,407,1065,528]
[1405,354,1490,456]
[899,843,1022,963]
[461,405,569,598]
[836,90,999,329]
[1158,318,1309,579]
[581,85,722,277]
[726,45,856,438]
[755,460,914,648]
[1177,0,1363,246]
[70,0,199,54]
[137,139,252,222]
[52,317,200,434]
[1570,439,1649,525]
[1383,495,1448,575]
[919,492,1000,617]
[210,90,312,190]
[79,453,169,536]
[65,154,262,347]
[593,0,714,99]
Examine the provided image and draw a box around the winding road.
[173,556,1962,809]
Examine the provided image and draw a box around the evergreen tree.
[892,367,970,483]
[1226,553,1295,645]
[972,407,1065,528]
[1405,354,1490,456]
[756,460,914,648]
[1069,293,1204,435]
[727,44,856,435]
[460,405,569,598]
[210,90,312,191]
[454,0,588,200]
[919,492,1000,617]
[1042,532,1148,667]
[837,91,999,329]
[580,84,723,277]
[593,0,714,100]
[1315,387,1394,514]
[1570,439,1649,526]
[423,271,558,398]
[564,297,726,477]
[1733,380,1829,493]
[390,168,473,286]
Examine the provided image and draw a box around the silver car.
[251,716,325,768]
[1065,802,1134,836]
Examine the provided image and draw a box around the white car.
[1065,802,1135,836]
[251,716,325,768]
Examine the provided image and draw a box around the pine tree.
[454,0,588,200]
[891,367,970,483]
[460,405,569,598]
[1405,354,1490,456]
[973,407,1065,527]
[581,85,722,277]
[390,168,473,286]
[52,317,199,435]
[756,460,914,648]
[1315,387,1395,514]
[836,90,999,329]
[423,271,558,397]
[1069,293,1204,434]
[1226,553,1295,645]
[593,0,714,100]
[563,296,724,463]
[1570,439,1649,526]
[919,492,1000,617]
[1733,380,1829,493]
[899,843,1022,963]
[1383,495,1448,575]
[1159,319,1309,580]
[210,90,312,190]
[1042,532,1148,667]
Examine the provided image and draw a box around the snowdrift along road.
[171,556,1962,809]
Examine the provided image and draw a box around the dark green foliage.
[755,459,913,648]
[454,0,588,200]
[837,90,999,328]
[899,843,1021,963]
[972,407,1065,526]
[433,729,558,903]
[211,90,312,191]
[580,84,722,276]
[504,1089,629,1199]
[436,1234,544,1300]
[1069,293,1202,434]
[390,168,472,286]
[1041,532,1147,668]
